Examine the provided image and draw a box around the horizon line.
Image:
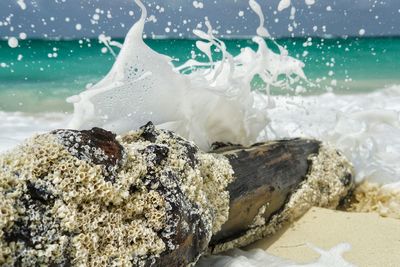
[1,34,400,42]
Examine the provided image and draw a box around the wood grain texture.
[211,139,321,245]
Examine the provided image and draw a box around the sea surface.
[0,37,399,113]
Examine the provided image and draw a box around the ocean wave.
[2,86,399,185]
[267,85,400,184]
[0,111,70,153]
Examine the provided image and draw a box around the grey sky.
[0,0,399,39]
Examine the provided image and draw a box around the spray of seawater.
[67,0,306,150]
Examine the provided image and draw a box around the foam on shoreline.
[348,181,400,219]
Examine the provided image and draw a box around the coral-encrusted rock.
[52,127,124,168]
[0,122,233,266]
[52,128,124,183]
[0,123,354,266]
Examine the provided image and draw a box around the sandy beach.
[249,207,400,266]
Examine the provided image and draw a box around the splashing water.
[249,0,270,37]
[267,88,400,184]
[278,0,316,12]
[278,0,292,12]
[16,0,26,10]
[67,0,400,183]
[67,0,306,150]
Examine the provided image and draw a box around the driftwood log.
[210,140,353,251]
[0,123,354,266]
[211,140,321,245]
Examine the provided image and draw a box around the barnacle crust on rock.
[0,123,233,266]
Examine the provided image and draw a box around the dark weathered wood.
[210,139,321,245]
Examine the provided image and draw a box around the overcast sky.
[0,0,399,39]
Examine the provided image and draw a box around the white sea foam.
[65,0,400,185]
[67,0,305,150]
[0,112,69,153]
[3,86,399,184]
[197,243,355,267]
[267,86,400,184]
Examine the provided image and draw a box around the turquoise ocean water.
[0,37,399,113]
